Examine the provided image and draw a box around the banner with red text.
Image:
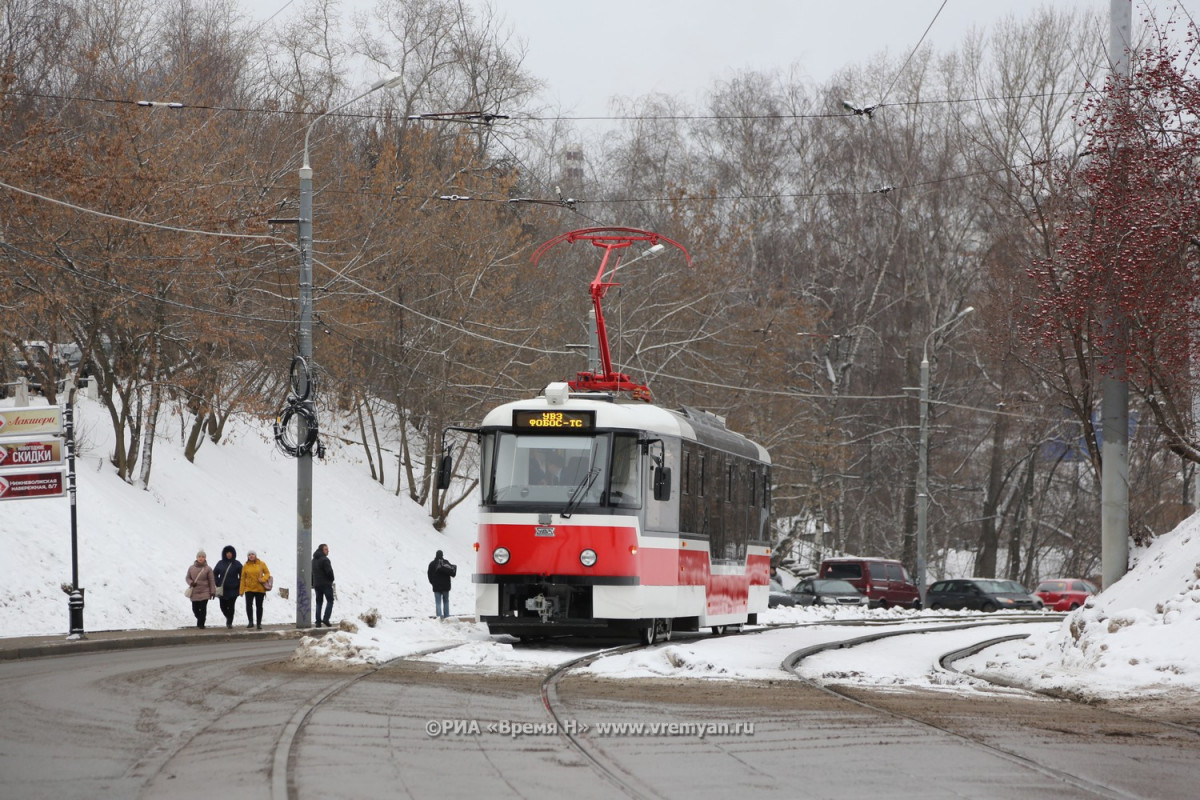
[0,438,64,469]
[0,470,66,501]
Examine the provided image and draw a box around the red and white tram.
[442,228,772,643]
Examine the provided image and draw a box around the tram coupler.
[525,593,559,622]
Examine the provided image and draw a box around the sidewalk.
[0,623,331,661]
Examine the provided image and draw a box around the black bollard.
[67,588,86,640]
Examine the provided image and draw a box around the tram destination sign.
[0,438,64,469]
[513,409,595,430]
[0,470,66,501]
[0,406,63,437]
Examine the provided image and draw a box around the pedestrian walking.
[427,549,456,618]
[212,545,242,629]
[311,543,335,627]
[240,550,271,630]
[185,550,217,629]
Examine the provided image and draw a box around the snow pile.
[289,616,492,667]
[585,642,743,680]
[961,514,1200,698]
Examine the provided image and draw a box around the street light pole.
[292,72,401,628]
[916,306,974,607]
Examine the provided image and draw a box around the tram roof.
[481,383,770,464]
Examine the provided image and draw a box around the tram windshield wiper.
[561,468,600,519]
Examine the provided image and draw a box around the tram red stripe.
[476,523,771,596]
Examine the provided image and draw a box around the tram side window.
[480,433,496,501]
[680,443,701,536]
[707,451,724,548]
[609,434,641,507]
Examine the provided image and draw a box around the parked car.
[768,578,797,608]
[786,578,869,608]
[1033,578,1097,611]
[926,578,1044,612]
[818,557,922,609]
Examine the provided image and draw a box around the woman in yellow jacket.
[240,550,271,629]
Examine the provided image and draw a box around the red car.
[1034,578,1097,611]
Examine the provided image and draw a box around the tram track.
[129,637,482,800]
[524,613,1067,798]
[780,618,1188,800]
[267,642,464,800]
[938,633,1200,739]
[11,615,1200,798]
[138,613,1098,799]
[539,642,658,800]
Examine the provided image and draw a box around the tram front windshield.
[486,433,612,507]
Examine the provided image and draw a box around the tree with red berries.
[1030,20,1200,468]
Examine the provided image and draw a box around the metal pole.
[65,399,85,640]
[1101,0,1132,591]
[296,163,314,629]
[914,306,973,606]
[291,72,400,628]
[916,356,930,608]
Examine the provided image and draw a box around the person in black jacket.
[212,545,243,629]
[311,543,335,627]
[427,550,455,618]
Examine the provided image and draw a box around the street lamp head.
[372,71,403,91]
[923,306,976,361]
[303,71,404,169]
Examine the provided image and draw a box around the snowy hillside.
[0,394,477,636]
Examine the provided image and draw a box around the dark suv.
[926,578,1044,612]
[818,558,921,609]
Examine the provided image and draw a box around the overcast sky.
[243,0,1200,117]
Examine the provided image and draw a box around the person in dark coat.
[311,543,335,627]
[427,549,455,618]
[212,545,243,629]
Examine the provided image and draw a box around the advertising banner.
[0,407,63,437]
[0,470,66,501]
[0,438,64,469]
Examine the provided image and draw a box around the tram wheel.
[638,618,672,645]
[711,625,726,636]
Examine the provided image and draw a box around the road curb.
[0,627,332,662]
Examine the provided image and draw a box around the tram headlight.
[493,547,511,565]
[580,548,598,567]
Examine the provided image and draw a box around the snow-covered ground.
[5,394,1200,701]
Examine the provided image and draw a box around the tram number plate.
[535,526,556,537]
[513,410,595,430]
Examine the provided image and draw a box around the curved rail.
[539,642,659,800]
[269,642,464,800]
[781,619,1144,800]
[938,634,1200,739]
